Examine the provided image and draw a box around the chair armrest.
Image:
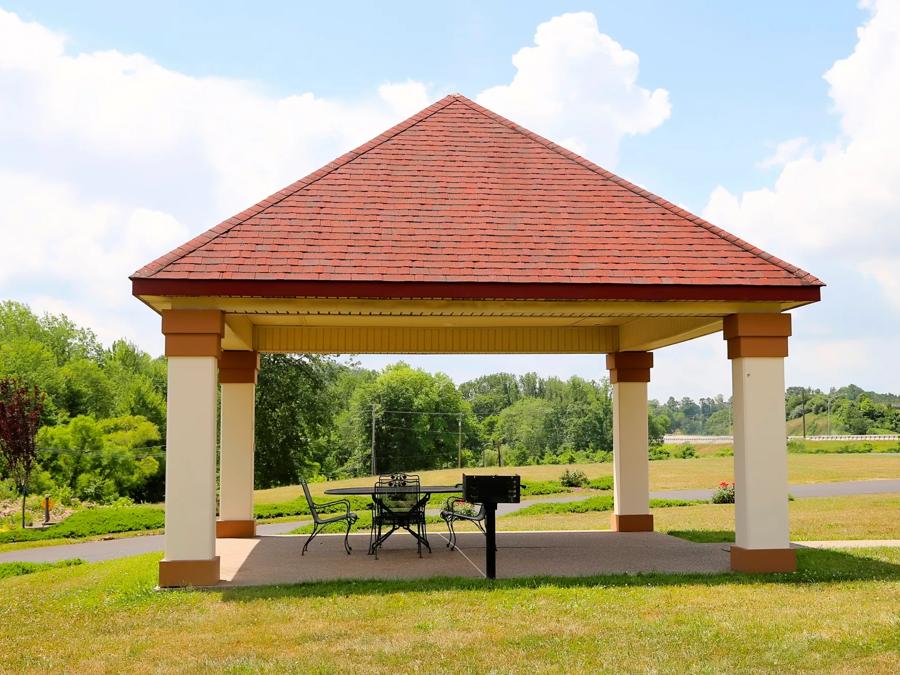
[315,498,352,515]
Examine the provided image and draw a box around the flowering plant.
[712,481,735,504]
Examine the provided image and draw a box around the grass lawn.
[484,493,900,541]
[0,549,897,672]
[254,452,900,504]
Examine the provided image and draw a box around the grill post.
[485,503,497,579]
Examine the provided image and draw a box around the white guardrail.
[663,434,900,444]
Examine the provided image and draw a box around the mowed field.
[485,493,900,541]
[254,453,900,503]
[0,548,898,673]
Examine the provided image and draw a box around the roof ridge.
[132,94,461,279]
[451,94,823,286]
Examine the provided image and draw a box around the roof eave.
[131,277,822,304]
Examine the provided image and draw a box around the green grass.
[520,480,571,496]
[0,505,165,544]
[254,453,900,505]
[0,549,897,672]
[788,438,900,454]
[0,558,83,580]
[587,475,613,490]
[512,495,705,517]
[486,493,900,541]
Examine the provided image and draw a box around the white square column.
[158,310,224,588]
[607,351,654,532]
[725,313,796,573]
[217,351,260,538]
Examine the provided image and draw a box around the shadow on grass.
[215,547,900,602]
[668,530,734,543]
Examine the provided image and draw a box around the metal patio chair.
[439,496,486,550]
[299,478,359,555]
[370,473,431,558]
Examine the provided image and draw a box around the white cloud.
[701,0,900,392]
[477,11,671,166]
[757,137,813,169]
[0,8,675,358]
[703,0,900,285]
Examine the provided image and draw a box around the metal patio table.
[324,484,462,553]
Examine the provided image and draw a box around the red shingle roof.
[132,94,822,298]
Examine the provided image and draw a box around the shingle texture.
[133,95,822,288]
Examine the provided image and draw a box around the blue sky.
[1,1,897,400]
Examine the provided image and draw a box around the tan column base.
[216,519,257,538]
[730,546,797,573]
[158,557,221,588]
[611,513,654,532]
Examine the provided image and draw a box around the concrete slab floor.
[216,530,731,587]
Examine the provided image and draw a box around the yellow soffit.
[254,325,619,354]
[146,295,796,317]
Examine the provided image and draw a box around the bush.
[520,480,569,496]
[711,482,735,504]
[560,469,588,487]
[0,504,165,543]
[648,446,670,461]
[252,495,370,520]
[787,439,805,453]
[674,444,697,459]
[514,495,703,517]
[588,476,613,490]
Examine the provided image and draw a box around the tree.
[494,397,553,463]
[341,363,477,475]
[36,415,163,502]
[458,372,521,417]
[0,378,45,527]
[254,354,347,487]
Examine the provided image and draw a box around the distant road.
[664,434,900,444]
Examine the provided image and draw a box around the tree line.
[1,300,898,504]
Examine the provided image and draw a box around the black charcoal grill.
[462,474,521,579]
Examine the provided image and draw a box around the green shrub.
[714,447,734,457]
[513,495,703,517]
[0,505,165,543]
[674,444,697,459]
[787,439,806,453]
[648,446,671,461]
[520,480,570,496]
[252,495,370,520]
[588,476,613,490]
[560,469,588,487]
[711,482,735,504]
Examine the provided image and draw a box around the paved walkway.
[1,479,896,564]
[0,520,302,564]
[219,531,732,585]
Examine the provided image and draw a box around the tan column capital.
[606,351,653,383]
[161,309,224,358]
[219,350,260,384]
[723,313,791,359]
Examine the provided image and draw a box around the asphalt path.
[1,479,897,564]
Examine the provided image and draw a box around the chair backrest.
[374,474,421,514]
[299,478,322,522]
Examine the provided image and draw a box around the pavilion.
[131,94,823,587]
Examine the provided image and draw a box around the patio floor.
[216,530,732,587]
